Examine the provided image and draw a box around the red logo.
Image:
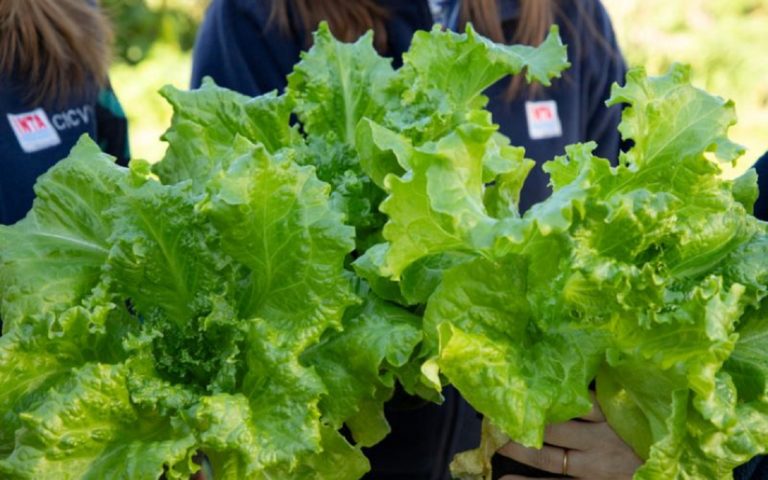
[525,101,562,140]
[14,113,46,134]
[532,105,554,121]
[7,108,62,153]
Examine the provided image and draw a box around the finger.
[578,392,606,422]
[498,442,588,477]
[543,420,600,450]
[497,442,585,477]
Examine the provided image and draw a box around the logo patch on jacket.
[525,100,562,140]
[7,108,62,153]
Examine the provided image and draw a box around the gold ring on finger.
[562,448,569,476]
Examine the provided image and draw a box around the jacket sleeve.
[580,0,628,164]
[95,83,130,167]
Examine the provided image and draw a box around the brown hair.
[0,0,113,106]
[269,0,556,98]
[269,0,390,51]
[461,0,553,46]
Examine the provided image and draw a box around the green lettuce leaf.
[6,21,767,480]
[0,307,132,455]
[106,173,233,328]
[0,137,123,331]
[302,292,422,446]
[425,255,607,447]
[286,23,394,239]
[154,79,299,188]
[287,23,394,149]
[378,123,505,278]
[384,25,569,143]
[199,145,357,351]
[370,59,768,478]
[0,128,362,477]
[0,363,197,480]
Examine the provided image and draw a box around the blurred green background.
[107,0,768,173]
[105,0,204,161]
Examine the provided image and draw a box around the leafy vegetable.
[374,63,768,479]
[0,137,366,479]
[3,19,764,480]
[0,21,569,479]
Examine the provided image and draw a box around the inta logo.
[7,109,61,153]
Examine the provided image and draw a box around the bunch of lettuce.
[4,19,765,480]
[271,22,768,479]
[0,24,570,479]
[367,63,768,478]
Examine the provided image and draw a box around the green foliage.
[4,18,768,480]
[0,22,570,479]
[0,134,374,478]
[103,0,205,64]
[377,61,768,479]
[604,0,768,168]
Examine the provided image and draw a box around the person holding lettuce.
[0,0,129,227]
[191,1,766,478]
[0,0,129,345]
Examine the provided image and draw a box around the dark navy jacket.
[753,150,768,221]
[740,150,768,480]
[0,79,129,225]
[192,1,765,478]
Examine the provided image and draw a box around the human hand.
[496,399,642,480]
